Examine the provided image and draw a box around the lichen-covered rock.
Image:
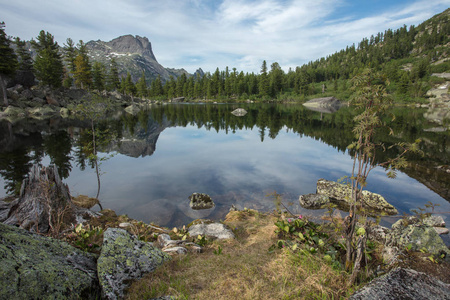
[350,268,450,300]
[188,222,235,240]
[316,179,398,215]
[0,222,100,299]
[298,193,330,209]
[98,228,171,300]
[189,193,215,210]
[386,219,450,260]
[423,215,446,227]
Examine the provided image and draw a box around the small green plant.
[66,223,104,252]
[195,234,208,247]
[213,245,223,255]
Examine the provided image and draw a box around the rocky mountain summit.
[86,35,190,83]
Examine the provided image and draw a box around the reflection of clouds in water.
[64,124,450,227]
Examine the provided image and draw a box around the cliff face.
[86,35,190,83]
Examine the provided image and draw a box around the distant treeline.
[1,9,449,103]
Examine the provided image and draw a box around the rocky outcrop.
[157,233,202,254]
[189,193,215,210]
[316,179,398,215]
[350,268,450,300]
[188,222,235,240]
[97,228,171,300]
[0,222,101,299]
[302,96,342,113]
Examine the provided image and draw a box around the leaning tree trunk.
[3,164,75,234]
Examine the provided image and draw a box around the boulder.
[386,219,450,260]
[423,215,446,227]
[27,106,56,117]
[350,268,450,300]
[97,228,171,299]
[0,223,100,299]
[298,193,330,209]
[124,104,140,115]
[188,222,235,240]
[189,193,215,210]
[316,179,398,215]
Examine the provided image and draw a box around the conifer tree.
[31,30,63,88]
[73,40,92,89]
[106,58,120,91]
[14,37,34,88]
[259,60,269,97]
[136,71,148,98]
[0,22,17,106]
[63,38,77,74]
[92,61,105,91]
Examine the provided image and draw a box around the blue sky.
[1,0,449,73]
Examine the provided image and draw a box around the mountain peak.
[105,35,157,61]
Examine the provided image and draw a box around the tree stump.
[3,164,75,233]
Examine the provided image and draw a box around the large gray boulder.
[316,179,398,215]
[0,222,100,299]
[350,268,450,299]
[97,228,171,300]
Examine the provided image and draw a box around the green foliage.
[31,30,64,88]
[65,223,104,252]
[0,21,18,77]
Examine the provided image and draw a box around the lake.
[0,103,449,232]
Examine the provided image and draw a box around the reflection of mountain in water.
[107,116,171,158]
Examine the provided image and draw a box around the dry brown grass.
[126,210,351,299]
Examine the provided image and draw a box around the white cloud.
[1,0,449,73]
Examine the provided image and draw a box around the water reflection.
[0,103,448,228]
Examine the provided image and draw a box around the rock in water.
[0,223,100,299]
[97,228,171,299]
[350,268,450,299]
[316,179,398,215]
[189,193,215,210]
[298,193,330,209]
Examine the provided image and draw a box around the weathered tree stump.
[2,164,75,233]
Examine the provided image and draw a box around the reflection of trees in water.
[0,104,448,198]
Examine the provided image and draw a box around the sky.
[1,0,449,74]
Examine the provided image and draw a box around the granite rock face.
[188,222,235,240]
[0,223,100,299]
[97,228,171,299]
[350,268,450,300]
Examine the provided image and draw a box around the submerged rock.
[0,223,100,299]
[189,193,215,210]
[97,228,171,300]
[350,268,450,300]
[316,179,398,215]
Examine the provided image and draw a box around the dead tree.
[2,164,75,234]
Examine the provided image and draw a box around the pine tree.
[92,61,105,91]
[259,60,269,97]
[106,58,120,91]
[0,22,18,106]
[63,38,77,74]
[31,30,63,88]
[14,37,34,88]
[73,40,92,89]
[136,71,148,98]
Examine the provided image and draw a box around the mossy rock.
[0,223,100,299]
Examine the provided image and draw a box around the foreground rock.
[0,223,100,299]
[188,221,235,240]
[350,268,450,300]
[316,179,398,215]
[385,218,450,261]
[98,228,171,299]
[189,193,215,210]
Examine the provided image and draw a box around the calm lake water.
[1,103,449,232]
